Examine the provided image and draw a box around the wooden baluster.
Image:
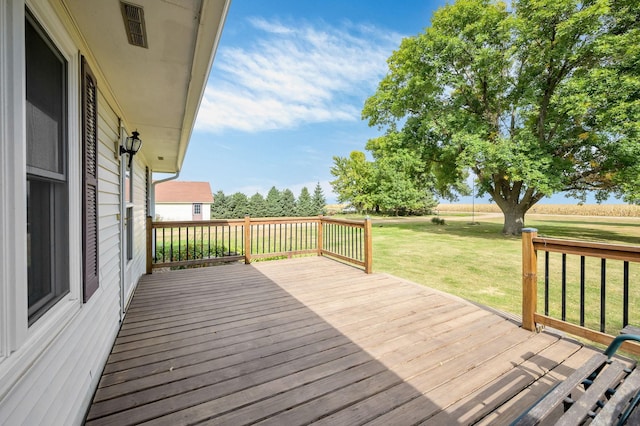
[244,215,251,265]
[364,216,372,274]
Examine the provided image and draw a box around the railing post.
[317,215,324,257]
[522,228,538,331]
[146,216,153,274]
[244,215,251,264]
[364,216,372,274]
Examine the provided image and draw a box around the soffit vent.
[120,1,148,48]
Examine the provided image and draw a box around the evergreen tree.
[227,192,249,218]
[280,189,296,217]
[248,192,266,217]
[296,187,314,217]
[210,190,229,218]
[312,182,326,215]
[265,186,283,217]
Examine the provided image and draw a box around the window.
[193,203,201,215]
[25,11,69,323]
[125,206,133,261]
[124,164,133,204]
[123,128,134,262]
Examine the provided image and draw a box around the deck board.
[86,257,601,425]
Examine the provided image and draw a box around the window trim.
[24,0,81,325]
[0,0,81,383]
[25,9,71,324]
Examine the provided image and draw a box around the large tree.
[363,0,640,234]
[330,151,374,212]
[330,137,439,215]
[366,133,440,215]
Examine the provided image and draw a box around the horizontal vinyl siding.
[156,203,194,221]
[0,87,123,425]
[16,282,119,425]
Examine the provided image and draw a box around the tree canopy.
[363,0,640,234]
[330,135,438,216]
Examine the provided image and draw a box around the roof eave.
[172,0,231,174]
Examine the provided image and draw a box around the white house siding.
[0,1,151,422]
[156,202,212,221]
[0,80,126,426]
[0,89,124,426]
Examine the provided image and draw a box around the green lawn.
[370,213,640,335]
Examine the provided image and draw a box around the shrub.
[154,243,230,263]
[431,217,446,225]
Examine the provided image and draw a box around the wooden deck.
[85,257,602,425]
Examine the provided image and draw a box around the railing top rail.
[152,216,371,228]
[532,236,640,262]
[321,217,367,227]
[249,217,321,225]
[152,219,244,228]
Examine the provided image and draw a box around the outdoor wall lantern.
[119,130,142,168]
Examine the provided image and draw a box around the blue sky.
[180,0,618,205]
[180,0,447,203]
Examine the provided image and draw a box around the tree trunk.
[501,206,526,235]
[489,177,539,235]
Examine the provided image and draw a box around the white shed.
[155,181,214,221]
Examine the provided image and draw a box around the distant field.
[437,203,640,217]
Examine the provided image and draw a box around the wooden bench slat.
[556,360,626,426]
[626,398,640,425]
[591,367,640,426]
[512,353,608,426]
[621,326,640,335]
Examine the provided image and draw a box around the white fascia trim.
[175,0,231,171]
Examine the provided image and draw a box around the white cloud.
[195,18,402,133]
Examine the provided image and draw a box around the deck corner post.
[244,215,251,265]
[364,216,372,274]
[522,228,538,331]
[146,216,153,274]
[317,215,324,257]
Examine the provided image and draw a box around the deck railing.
[146,215,372,273]
[522,228,640,355]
